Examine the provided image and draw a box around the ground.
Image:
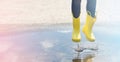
[0,0,120,62]
[0,24,120,62]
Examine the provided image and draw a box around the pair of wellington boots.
[72,13,96,42]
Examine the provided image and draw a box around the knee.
[87,10,96,18]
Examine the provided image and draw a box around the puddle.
[0,24,120,62]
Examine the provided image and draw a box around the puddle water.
[0,24,120,62]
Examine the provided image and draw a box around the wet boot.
[72,17,81,42]
[82,13,96,42]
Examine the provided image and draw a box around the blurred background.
[0,0,120,25]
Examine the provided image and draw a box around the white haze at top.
[0,0,119,25]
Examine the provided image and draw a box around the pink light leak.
[0,40,18,62]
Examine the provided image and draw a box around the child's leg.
[72,0,81,42]
[82,0,97,42]
[86,0,96,17]
[72,0,81,18]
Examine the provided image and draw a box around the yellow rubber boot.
[72,17,81,42]
[82,13,96,42]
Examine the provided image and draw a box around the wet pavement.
[0,24,120,62]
